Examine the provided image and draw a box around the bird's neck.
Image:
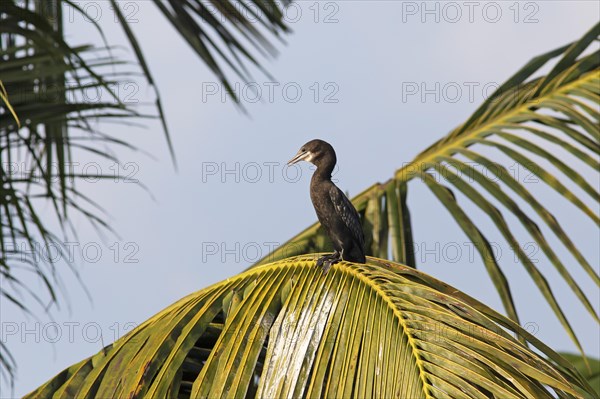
[312,164,334,181]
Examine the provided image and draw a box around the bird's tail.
[344,247,366,264]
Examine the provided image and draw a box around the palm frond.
[149,0,290,100]
[23,257,596,399]
[255,23,600,357]
[1,1,146,315]
[1,0,291,383]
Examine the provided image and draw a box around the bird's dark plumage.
[288,139,366,271]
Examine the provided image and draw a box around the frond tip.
[25,256,595,399]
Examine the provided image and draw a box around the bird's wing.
[329,186,365,251]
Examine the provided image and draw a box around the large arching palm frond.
[23,257,596,399]
[255,23,600,356]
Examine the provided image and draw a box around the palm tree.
[0,0,290,382]
[20,22,600,398]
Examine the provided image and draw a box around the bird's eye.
[301,148,306,152]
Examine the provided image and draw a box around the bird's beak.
[287,150,309,165]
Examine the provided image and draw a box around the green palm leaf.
[255,23,600,356]
[23,257,596,399]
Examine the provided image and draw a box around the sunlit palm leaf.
[255,23,600,357]
[23,257,596,399]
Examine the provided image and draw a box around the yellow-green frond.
[25,257,595,399]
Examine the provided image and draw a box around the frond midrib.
[236,257,434,399]
[341,263,434,399]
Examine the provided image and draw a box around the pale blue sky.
[1,1,599,397]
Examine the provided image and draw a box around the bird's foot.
[316,252,341,273]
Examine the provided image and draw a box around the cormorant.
[288,139,366,271]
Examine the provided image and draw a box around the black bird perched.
[288,139,366,271]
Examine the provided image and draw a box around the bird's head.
[287,139,336,167]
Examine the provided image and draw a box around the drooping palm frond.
[255,23,600,357]
[0,1,129,334]
[145,0,291,98]
[0,0,293,303]
[0,0,291,383]
[1,1,148,324]
[23,257,596,399]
